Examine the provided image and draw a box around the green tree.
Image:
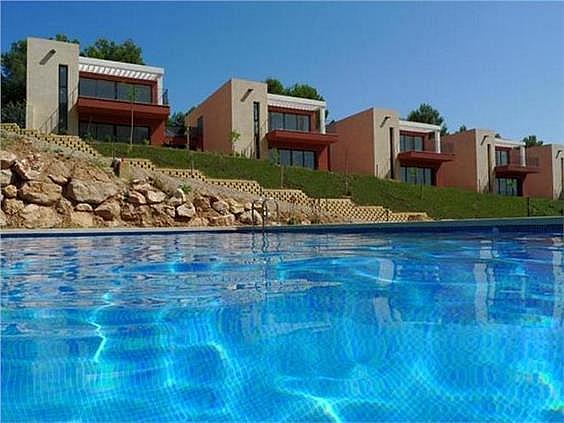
[522,135,543,147]
[284,83,324,101]
[407,103,448,135]
[1,39,27,106]
[82,39,144,65]
[458,125,467,132]
[265,78,285,95]
[167,111,187,135]
[51,34,79,44]
[0,100,25,127]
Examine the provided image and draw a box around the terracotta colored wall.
[186,80,233,154]
[440,130,479,192]
[329,108,376,176]
[526,144,564,199]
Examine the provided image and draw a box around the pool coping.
[1,216,562,238]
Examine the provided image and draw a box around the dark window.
[400,166,433,185]
[496,177,520,196]
[58,65,68,133]
[495,150,509,166]
[268,112,310,132]
[79,77,152,103]
[400,134,424,152]
[269,148,316,170]
[253,102,260,159]
[79,122,150,144]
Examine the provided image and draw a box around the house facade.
[525,143,564,199]
[26,37,169,145]
[185,78,337,170]
[328,108,454,186]
[441,130,540,196]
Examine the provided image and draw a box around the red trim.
[266,129,337,146]
[397,151,455,166]
[77,97,169,119]
[495,164,540,176]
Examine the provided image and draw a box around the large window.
[79,77,152,103]
[496,178,520,196]
[253,102,260,159]
[268,112,310,132]
[79,122,150,144]
[58,65,68,133]
[400,134,423,152]
[269,148,316,170]
[495,149,509,166]
[400,166,433,185]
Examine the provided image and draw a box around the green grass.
[93,142,564,219]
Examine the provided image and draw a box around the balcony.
[266,129,338,147]
[397,150,455,166]
[77,96,169,120]
[495,149,540,176]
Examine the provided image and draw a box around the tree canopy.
[458,125,467,132]
[265,78,324,101]
[522,135,543,147]
[167,111,187,135]
[406,103,448,135]
[82,39,144,65]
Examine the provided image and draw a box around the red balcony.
[397,150,455,166]
[266,130,338,147]
[77,97,169,119]
[495,164,540,177]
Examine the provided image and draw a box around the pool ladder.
[251,197,280,232]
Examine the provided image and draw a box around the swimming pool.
[2,229,563,421]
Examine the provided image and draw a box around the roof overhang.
[78,56,164,81]
[397,151,455,166]
[267,93,326,112]
[77,97,169,119]
[495,164,540,176]
[266,130,337,146]
[399,120,441,133]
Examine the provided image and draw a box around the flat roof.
[78,56,164,81]
[267,93,326,111]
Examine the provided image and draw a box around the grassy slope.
[93,142,564,219]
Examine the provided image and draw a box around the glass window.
[400,166,433,185]
[96,80,115,100]
[303,151,315,169]
[97,124,114,142]
[284,114,297,131]
[269,112,284,130]
[135,85,151,103]
[496,150,509,166]
[297,115,310,132]
[117,83,133,101]
[115,125,130,142]
[79,78,97,97]
[400,134,424,152]
[496,178,519,196]
[133,126,149,144]
[279,149,292,166]
[292,150,304,167]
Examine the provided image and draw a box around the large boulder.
[0,169,13,186]
[212,199,230,214]
[75,203,93,212]
[20,181,62,206]
[94,200,121,221]
[127,191,146,205]
[121,203,138,221]
[167,189,186,207]
[0,151,17,169]
[152,203,176,219]
[188,217,209,227]
[12,161,40,181]
[20,204,60,228]
[176,203,196,219]
[66,180,119,205]
[70,211,94,228]
[239,210,262,226]
[208,213,236,226]
[193,196,211,211]
[2,185,17,199]
[227,198,245,215]
[2,198,25,215]
[145,190,166,204]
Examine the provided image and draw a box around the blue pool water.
[1,230,563,422]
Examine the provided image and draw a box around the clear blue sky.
[2,1,564,142]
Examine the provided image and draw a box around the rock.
[0,209,6,226]
[2,184,17,199]
[239,210,263,225]
[121,204,138,221]
[127,191,146,205]
[75,203,93,212]
[94,201,121,221]
[12,161,40,181]
[20,204,60,228]
[193,196,211,211]
[208,213,236,226]
[188,217,209,227]
[244,202,253,211]
[49,174,68,185]
[0,151,17,169]
[227,198,244,214]
[212,199,229,214]
[20,181,62,206]
[2,198,24,215]
[145,190,166,204]
[0,169,13,186]
[70,211,94,228]
[55,197,73,216]
[168,189,186,207]
[66,180,119,205]
[176,203,196,219]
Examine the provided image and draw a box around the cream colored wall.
[372,108,400,179]
[229,79,268,158]
[473,129,497,193]
[186,80,233,154]
[26,37,79,135]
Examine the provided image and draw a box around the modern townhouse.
[26,37,170,145]
[525,143,564,199]
[327,108,454,186]
[185,78,337,170]
[441,129,540,197]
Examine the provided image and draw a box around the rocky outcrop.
[66,180,119,205]
[20,181,62,206]
[21,204,60,228]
